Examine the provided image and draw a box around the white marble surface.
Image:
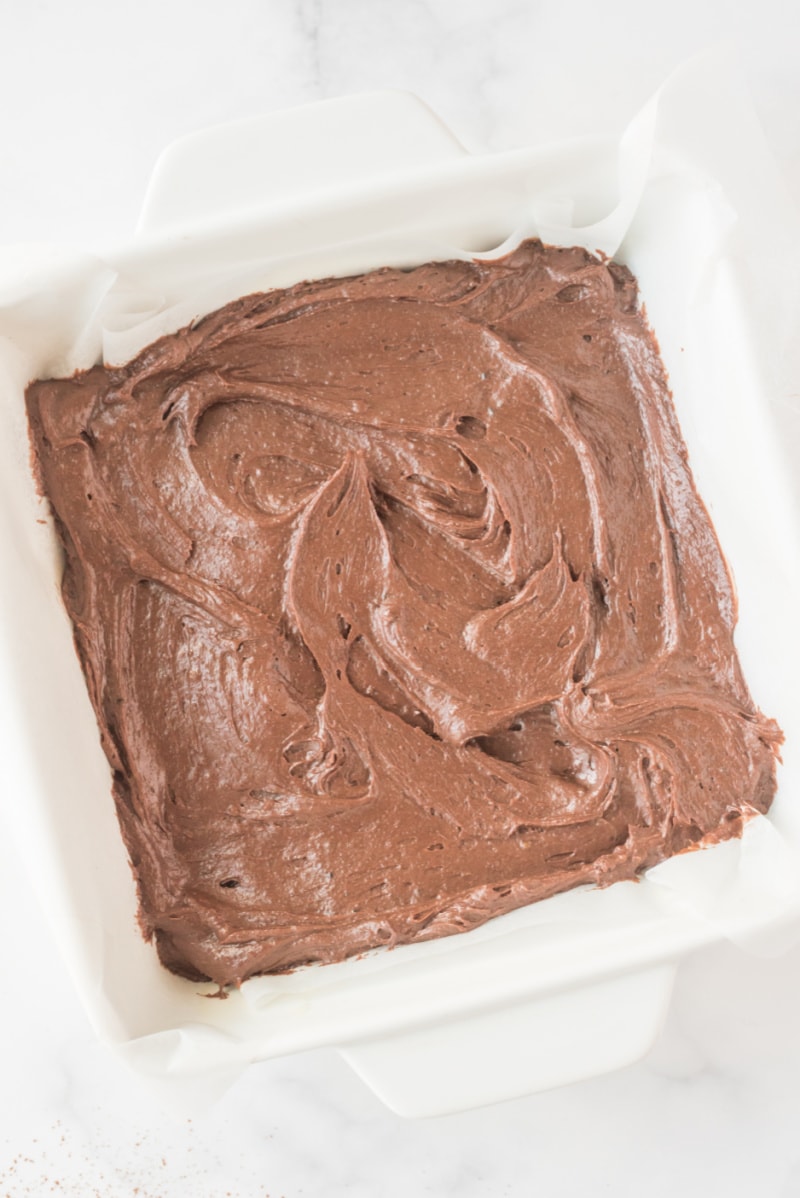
[2,1,800,1194]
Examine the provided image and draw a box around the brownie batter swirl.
[26,241,782,986]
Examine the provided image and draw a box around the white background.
[2,1,800,1195]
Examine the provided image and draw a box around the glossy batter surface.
[26,241,781,986]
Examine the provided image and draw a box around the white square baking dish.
[1,57,799,1117]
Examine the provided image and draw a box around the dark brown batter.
[26,240,782,988]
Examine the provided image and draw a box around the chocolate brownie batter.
[26,240,782,987]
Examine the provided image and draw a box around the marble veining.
[2,0,800,1194]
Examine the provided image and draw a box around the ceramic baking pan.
[1,57,799,1116]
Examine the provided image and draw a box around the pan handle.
[137,91,467,235]
[339,961,677,1117]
